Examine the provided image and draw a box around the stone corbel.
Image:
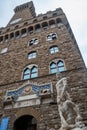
[3,96,15,106]
[39,89,51,98]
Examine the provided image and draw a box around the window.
[28,26,34,34]
[0,36,3,42]
[35,24,41,32]
[33,19,37,23]
[6,28,10,32]
[28,52,36,59]
[43,16,47,20]
[15,25,19,29]
[50,62,57,74]
[42,22,48,30]
[23,68,30,80]
[0,31,2,35]
[47,35,52,41]
[24,22,28,26]
[23,65,38,80]
[29,38,39,46]
[46,33,57,41]
[57,60,65,72]
[52,33,57,39]
[15,31,20,39]
[21,28,27,37]
[50,60,65,74]
[5,34,9,42]
[56,18,62,24]
[10,33,14,39]
[50,46,59,54]
[31,66,38,78]
[53,13,57,17]
[49,20,55,28]
[56,18,63,27]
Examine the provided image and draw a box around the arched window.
[42,22,48,30]
[56,18,63,27]
[52,33,57,39]
[28,26,34,35]
[35,24,41,32]
[6,28,10,32]
[43,16,47,20]
[57,60,65,72]
[49,20,55,28]
[0,36,3,42]
[24,22,28,26]
[15,31,20,39]
[23,68,30,80]
[47,34,52,41]
[53,13,57,17]
[29,38,39,46]
[50,46,59,54]
[33,19,37,23]
[23,65,38,80]
[46,33,57,41]
[5,34,9,42]
[56,18,62,24]
[15,25,19,29]
[34,39,39,44]
[50,62,57,74]
[50,60,65,74]
[28,51,36,59]
[31,66,38,78]
[21,28,27,37]
[10,32,14,39]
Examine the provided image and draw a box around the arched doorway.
[14,115,37,130]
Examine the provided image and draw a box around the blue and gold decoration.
[6,83,52,101]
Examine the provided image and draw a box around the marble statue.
[56,76,86,130]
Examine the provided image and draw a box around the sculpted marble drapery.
[56,76,86,130]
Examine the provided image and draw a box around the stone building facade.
[0,1,87,130]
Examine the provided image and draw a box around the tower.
[0,1,87,130]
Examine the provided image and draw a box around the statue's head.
[56,72,62,80]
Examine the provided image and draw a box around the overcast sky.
[0,0,87,67]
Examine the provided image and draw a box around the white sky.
[0,0,87,67]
